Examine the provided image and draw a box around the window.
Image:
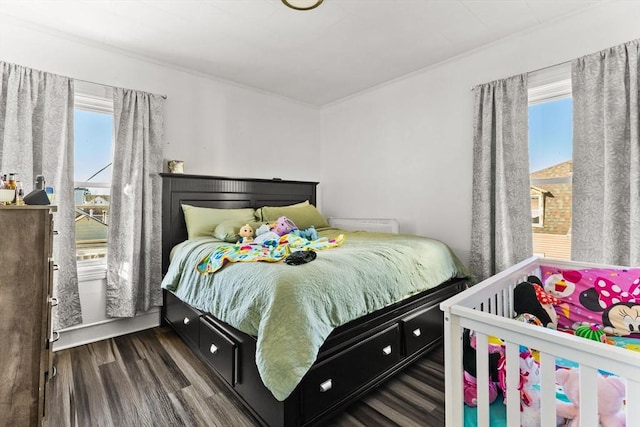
[528,63,572,260]
[74,82,114,267]
[531,193,543,227]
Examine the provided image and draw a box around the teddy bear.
[237,224,254,244]
[555,368,626,427]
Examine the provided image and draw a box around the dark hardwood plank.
[46,327,445,427]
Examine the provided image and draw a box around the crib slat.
[443,311,464,427]
[505,342,520,427]
[626,378,640,426]
[580,366,598,427]
[475,332,490,426]
[539,351,557,427]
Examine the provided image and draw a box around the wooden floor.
[45,327,446,427]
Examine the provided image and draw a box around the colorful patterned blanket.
[196,233,345,274]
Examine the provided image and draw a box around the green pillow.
[260,202,329,230]
[181,204,255,239]
[255,200,308,221]
[214,220,265,243]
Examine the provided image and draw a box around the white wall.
[0,16,321,182]
[320,1,640,266]
[0,15,321,345]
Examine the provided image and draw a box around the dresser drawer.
[165,292,201,345]
[199,318,237,385]
[401,304,443,356]
[301,324,401,422]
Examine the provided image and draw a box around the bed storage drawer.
[401,303,443,356]
[165,292,201,346]
[199,318,238,385]
[301,324,401,422]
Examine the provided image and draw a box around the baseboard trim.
[53,308,161,351]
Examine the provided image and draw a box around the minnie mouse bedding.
[540,265,640,340]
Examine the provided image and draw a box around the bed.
[160,173,469,426]
[440,256,640,427]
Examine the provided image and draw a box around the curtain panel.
[470,74,532,281]
[0,62,82,328]
[106,88,164,317]
[572,39,640,266]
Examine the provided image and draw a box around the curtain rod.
[1,60,167,99]
[471,58,571,91]
[74,76,167,99]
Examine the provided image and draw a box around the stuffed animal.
[462,329,502,407]
[572,322,612,344]
[291,226,318,241]
[463,329,502,382]
[556,368,626,427]
[254,223,280,244]
[271,216,297,236]
[528,276,560,329]
[518,351,541,427]
[514,280,558,329]
[237,224,254,244]
[463,370,498,407]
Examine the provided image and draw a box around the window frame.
[527,62,573,259]
[74,82,114,280]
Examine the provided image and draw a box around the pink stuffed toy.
[463,370,498,407]
[271,216,297,236]
[462,330,501,407]
[556,368,626,427]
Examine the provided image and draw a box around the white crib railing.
[440,256,640,427]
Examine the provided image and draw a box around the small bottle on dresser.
[8,173,17,203]
[15,181,24,206]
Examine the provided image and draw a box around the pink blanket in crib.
[539,265,640,340]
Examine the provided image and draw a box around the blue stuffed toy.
[292,226,318,241]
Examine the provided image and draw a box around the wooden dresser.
[0,206,57,426]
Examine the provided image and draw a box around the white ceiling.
[0,0,603,106]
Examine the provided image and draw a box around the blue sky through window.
[74,109,113,183]
[528,97,572,172]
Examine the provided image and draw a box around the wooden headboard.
[160,173,318,273]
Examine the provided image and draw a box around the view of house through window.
[74,97,113,262]
[528,96,573,260]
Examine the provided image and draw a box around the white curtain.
[106,88,164,317]
[572,39,640,266]
[469,74,532,281]
[0,62,82,328]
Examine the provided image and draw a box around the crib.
[440,256,640,427]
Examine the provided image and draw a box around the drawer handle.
[53,264,59,271]
[382,345,392,356]
[183,317,190,325]
[49,297,59,307]
[51,330,60,343]
[53,230,59,235]
[209,344,218,355]
[49,365,57,381]
[319,379,332,392]
[413,328,421,337]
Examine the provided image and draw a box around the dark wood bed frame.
[160,173,466,426]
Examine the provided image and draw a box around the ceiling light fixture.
[281,0,323,11]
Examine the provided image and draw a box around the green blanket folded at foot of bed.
[196,233,345,274]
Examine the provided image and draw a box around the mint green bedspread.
[161,228,469,401]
